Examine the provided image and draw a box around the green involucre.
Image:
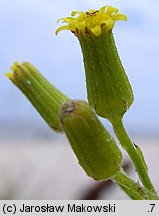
[7,62,68,132]
[60,100,122,180]
[77,27,134,122]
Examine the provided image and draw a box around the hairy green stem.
[112,120,158,199]
[113,169,157,200]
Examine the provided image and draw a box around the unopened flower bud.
[60,100,122,180]
[6,62,68,132]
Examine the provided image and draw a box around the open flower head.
[55,6,127,37]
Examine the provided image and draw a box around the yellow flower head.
[55,6,127,37]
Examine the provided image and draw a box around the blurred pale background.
[0,0,159,199]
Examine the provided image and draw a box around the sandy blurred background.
[0,0,159,199]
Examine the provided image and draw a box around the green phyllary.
[60,99,122,180]
[6,62,68,132]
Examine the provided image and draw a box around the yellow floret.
[5,62,20,79]
[55,6,127,37]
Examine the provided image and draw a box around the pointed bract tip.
[5,72,13,79]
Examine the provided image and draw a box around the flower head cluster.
[55,6,127,37]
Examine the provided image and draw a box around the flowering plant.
[6,5,158,200]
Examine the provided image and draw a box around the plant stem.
[113,169,157,200]
[112,120,158,199]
